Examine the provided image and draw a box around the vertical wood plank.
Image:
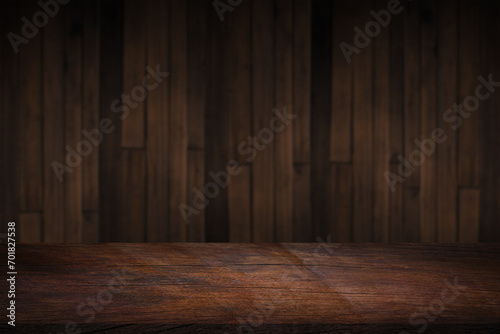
[330,0,352,163]
[311,0,332,240]
[389,2,405,242]
[82,211,99,243]
[329,164,352,242]
[187,0,207,242]
[292,0,311,242]
[389,164,404,242]
[187,151,206,242]
[405,188,420,242]
[459,189,480,242]
[122,0,146,148]
[228,166,252,242]
[19,0,43,213]
[403,0,421,188]
[352,0,373,242]
[437,0,458,242]
[293,164,311,242]
[82,0,100,220]
[252,0,275,242]
[275,0,294,242]
[43,2,65,242]
[225,0,252,242]
[169,0,188,242]
[403,0,421,240]
[64,0,83,242]
[458,0,481,188]
[419,0,437,242]
[122,150,146,242]
[479,0,500,242]
[19,213,41,243]
[0,0,20,235]
[146,0,169,242]
[372,0,391,243]
[205,0,228,242]
[99,0,123,242]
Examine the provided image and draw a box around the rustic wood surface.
[1,244,499,333]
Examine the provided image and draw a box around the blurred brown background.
[1,0,499,243]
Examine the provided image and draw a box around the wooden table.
[1,244,499,333]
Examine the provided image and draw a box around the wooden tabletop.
[1,244,499,333]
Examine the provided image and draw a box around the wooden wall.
[1,0,499,243]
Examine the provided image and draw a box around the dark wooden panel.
[292,164,311,242]
[419,0,437,242]
[5,244,500,332]
[404,0,421,188]
[311,0,332,240]
[99,0,124,242]
[275,0,294,242]
[228,165,252,242]
[292,0,311,242]
[479,0,500,242]
[42,2,65,242]
[373,0,391,243]
[122,150,146,242]
[436,0,458,242]
[458,0,481,188]
[64,0,83,243]
[168,0,188,242]
[225,0,252,242]
[186,0,207,242]
[329,164,352,242]
[459,189,480,242]
[146,0,169,242]
[252,0,275,242]
[389,3,405,243]
[405,187,421,242]
[205,0,229,242]
[1,0,499,243]
[82,0,100,224]
[351,0,373,242]
[19,212,41,243]
[121,0,146,148]
[19,0,42,214]
[330,0,352,163]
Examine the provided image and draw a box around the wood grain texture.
[311,0,332,240]
[19,0,42,213]
[169,0,188,242]
[436,0,458,243]
[1,0,498,243]
[458,0,481,188]
[225,0,252,242]
[330,0,353,163]
[42,2,65,242]
[351,0,373,242]
[64,0,83,243]
[2,244,499,333]
[146,0,169,242]
[99,0,123,242]
[373,0,391,243]
[122,0,146,148]
[82,0,100,224]
[252,0,275,242]
[419,0,437,242]
[274,0,294,242]
[292,0,311,243]
[459,189,480,242]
